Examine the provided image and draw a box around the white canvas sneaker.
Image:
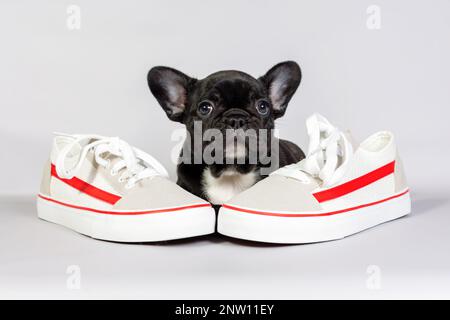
[37,133,215,242]
[218,114,411,243]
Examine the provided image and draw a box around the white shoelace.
[54,133,169,189]
[272,114,353,186]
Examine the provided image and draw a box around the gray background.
[1,0,449,299]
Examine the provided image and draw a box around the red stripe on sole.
[222,189,409,217]
[51,164,121,205]
[38,194,211,215]
[313,161,396,203]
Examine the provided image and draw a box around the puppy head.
[148,61,301,162]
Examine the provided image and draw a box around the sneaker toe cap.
[113,177,210,211]
[225,175,321,214]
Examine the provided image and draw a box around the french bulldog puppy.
[147,61,305,205]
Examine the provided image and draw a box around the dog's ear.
[259,61,301,119]
[147,66,196,122]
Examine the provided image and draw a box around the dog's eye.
[256,100,270,115]
[197,101,214,116]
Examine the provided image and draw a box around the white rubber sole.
[37,196,216,242]
[218,190,411,244]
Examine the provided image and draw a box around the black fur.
[148,61,305,201]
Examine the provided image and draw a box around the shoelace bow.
[273,114,353,186]
[54,134,168,189]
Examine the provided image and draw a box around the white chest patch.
[201,168,258,205]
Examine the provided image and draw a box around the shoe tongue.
[343,129,358,151]
[53,136,83,169]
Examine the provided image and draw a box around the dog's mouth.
[222,129,253,159]
[224,139,247,159]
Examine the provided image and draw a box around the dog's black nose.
[223,109,249,129]
[224,116,247,129]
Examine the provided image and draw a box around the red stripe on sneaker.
[312,161,396,203]
[222,189,409,217]
[38,194,211,215]
[50,164,121,205]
